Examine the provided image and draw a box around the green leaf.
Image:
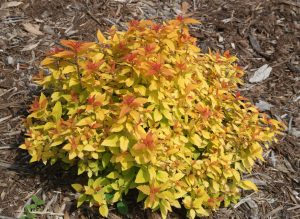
[52,101,62,122]
[77,194,87,207]
[105,193,114,201]
[101,135,119,147]
[31,195,44,206]
[135,167,150,183]
[102,152,111,168]
[99,204,109,217]
[117,201,128,215]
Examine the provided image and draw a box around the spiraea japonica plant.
[20,17,284,218]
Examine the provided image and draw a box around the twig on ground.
[0,145,17,149]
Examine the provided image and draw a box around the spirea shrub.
[20,17,284,218]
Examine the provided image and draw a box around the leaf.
[190,134,203,147]
[102,153,111,168]
[157,171,168,183]
[110,124,124,132]
[76,117,93,126]
[77,194,87,207]
[153,109,162,122]
[137,185,150,195]
[195,207,209,216]
[52,101,62,121]
[135,167,150,183]
[106,171,119,179]
[99,204,109,217]
[31,195,44,206]
[163,39,175,51]
[1,1,23,9]
[249,64,272,83]
[101,135,119,147]
[117,201,128,215]
[120,136,129,152]
[22,23,44,36]
[83,144,95,151]
[97,30,107,43]
[201,130,210,139]
[41,57,56,66]
[240,180,258,191]
[72,184,83,192]
[134,85,146,96]
[94,193,105,204]
[62,65,76,74]
[21,41,41,51]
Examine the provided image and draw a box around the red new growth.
[148,62,162,75]
[47,47,64,55]
[149,186,160,202]
[142,132,155,150]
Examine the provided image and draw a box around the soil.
[0,0,299,218]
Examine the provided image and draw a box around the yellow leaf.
[240,180,258,191]
[99,205,109,217]
[76,117,93,126]
[52,101,62,122]
[93,193,104,204]
[153,109,162,122]
[106,171,119,179]
[190,134,203,148]
[134,85,146,96]
[232,169,240,182]
[212,181,219,192]
[125,77,134,87]
[91,152,99,159]
[120,136,129,152]
[162,109,172,121]
[135,167,150,183]
[157,171,168,183]
[183,18,200,24]
[83,144,95,151]
[62,65,76,74]
[72,184,83,192]
[110,124,124,132]
[163,39,175,51]
[69,151,77,160]
[41,57,55,66]
[195,207,209,216]
[137,185,150,195]
[69,77,78,87]
[101,135,119,147]
[201,130,210,139]
[97,30,107,43]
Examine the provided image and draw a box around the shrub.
[20,17,284,218]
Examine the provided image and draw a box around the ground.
[0,0,299,218]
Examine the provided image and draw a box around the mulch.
[0,0,299,218]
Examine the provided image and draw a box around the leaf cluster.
[20,17,284,218]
